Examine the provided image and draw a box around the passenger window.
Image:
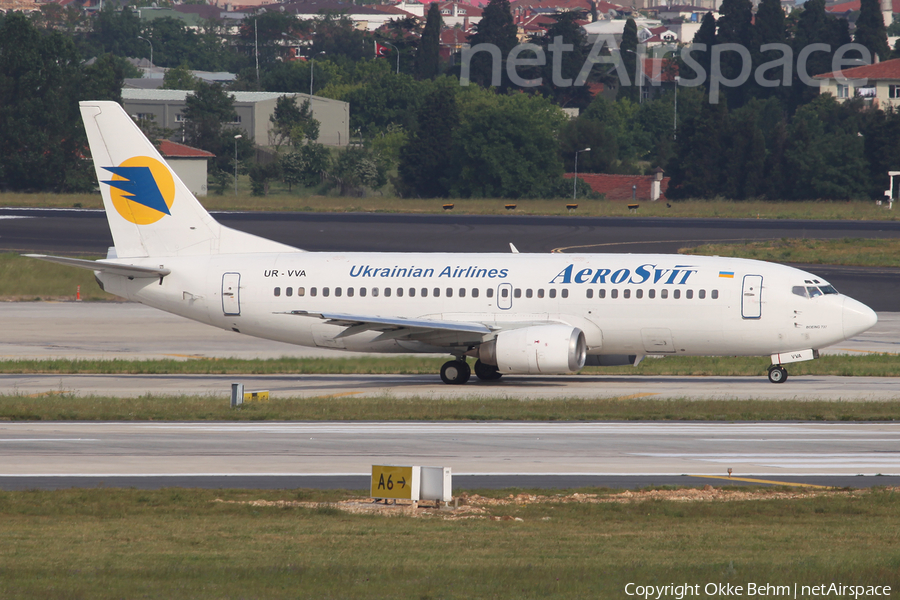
[712,290,719,299]
[549,289,557,298]
[598,289,606,299]
[487,289,494,298]
[686,289,693,299]
[611,289,618,299]
[661,289,668,299]
[636,289,643,299]
[673,289,680,299]
[347,287,354,297]
[446,288,452,298]
[623,289,631,299]
[501,288,508,298]
[514,289,521,298]
[699,290,706,299]
[586,289,593,299]
[372,287,379,297]
[561,289,568,298]
[311,287,317,297]
[397,288,403,297]
[409,288,416,297]
[807,286,823,298]
[274,287,281,297]
[434,288,440,297]
[286,287,293,297]
[323,287,330,297]
[649,289,656,299]
[360,287,367,297]
[421,288,428,297]
[297,287,305,297]
[384,287,391,297]
[472,288,479,298]
[526,289,533,298]
[459,288,465,298]
[538,289,544,298]
[335,287,342,297]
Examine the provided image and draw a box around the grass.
[0,252,113,301]
[3,191,900,220]
[0,487,897,599]
[681,237,900,268]
[1,354,897,377]
[1,394,899,421]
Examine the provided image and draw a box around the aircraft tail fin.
[80,101,298,258]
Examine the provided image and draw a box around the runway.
[0,422,897,491]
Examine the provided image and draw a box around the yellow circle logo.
[102,156,175,225]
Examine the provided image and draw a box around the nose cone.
[843,297,878,339]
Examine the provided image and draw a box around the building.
[121,89,350,146]
[814,58,900,109]
[565,171,671,201]
[158,140,215,197]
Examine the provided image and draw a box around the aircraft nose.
[843,297,878,339]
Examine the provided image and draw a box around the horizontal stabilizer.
[24,254,171,279]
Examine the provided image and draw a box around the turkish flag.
[375,42,389,57]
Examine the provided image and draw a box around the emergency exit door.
[742,274,762,319]
[222,273,241,316]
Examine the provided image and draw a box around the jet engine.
[474,325,587,374]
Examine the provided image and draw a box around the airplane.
[27,101,878,385]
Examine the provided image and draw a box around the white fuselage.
[96,252,870,360]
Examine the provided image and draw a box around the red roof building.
[158,140,215,159]
[565,172,670,201]
[814,58,900,108]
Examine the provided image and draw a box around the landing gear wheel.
[440,360,471,385]
[767,365,788,384]
[474,360,502,381]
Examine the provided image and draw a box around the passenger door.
[742,275,763,319]
[222,272,241,316]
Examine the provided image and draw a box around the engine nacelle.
[476,325,587,374]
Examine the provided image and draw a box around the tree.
[270,95,319,149]
[753,0,787,99]
[331,146,388,196]
[0,14,95,191]
[854,0,890,61]
[182,82,245,174]
[88,4,142,58]
[466,0,518,88]
[448,88,567,198]
[163,63,200,90]
[680,12,716,99]
[618,18,639,102]
[415,2,442,80]
[666,102,729,199]
[536,11,593,108]
[397,85,458,197]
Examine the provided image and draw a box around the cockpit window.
[807,286,823,298]
[792,286,808,298]
[820,285,838,295]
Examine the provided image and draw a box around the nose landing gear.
[767,364,788,384]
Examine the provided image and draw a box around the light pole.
[574,147,591,200]
[310,51,325,97]
[234,134,242,196]
[382,41,400,74]
[137,36,153,75]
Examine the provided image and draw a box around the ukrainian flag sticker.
[719,271,735,278]
[102,156,175,225]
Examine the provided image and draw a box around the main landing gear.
[440,359,503,384]
[440,360,470,385]
[767,364,788,384]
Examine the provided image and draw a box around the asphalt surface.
[0,422,897,491]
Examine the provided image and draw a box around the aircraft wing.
[282,310,494,344]
[24,254,171,279]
